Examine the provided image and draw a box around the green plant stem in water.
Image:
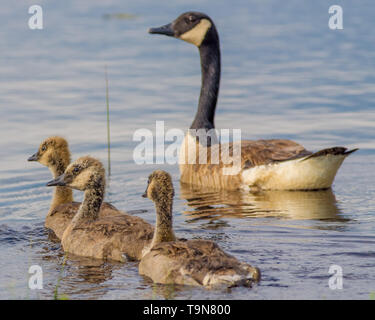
[54,254,68,300]
[105,65,111,177]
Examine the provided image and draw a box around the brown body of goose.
[149,12,357,191]
[47,156,153,261]
[28,137,119,239]
[139,170,260,287]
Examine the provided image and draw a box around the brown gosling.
[46,156,154,262]
[139,170,261,288]
[28,136,119,240]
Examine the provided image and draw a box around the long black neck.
[190,27,221,130]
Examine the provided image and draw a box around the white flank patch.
[241,154,346,190]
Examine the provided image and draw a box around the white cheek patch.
[180,19,212,46]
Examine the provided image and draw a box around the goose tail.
[242,146,358,190]
[301,147,358,161]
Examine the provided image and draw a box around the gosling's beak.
[27,152,39,162]
[46,174,66,187]
[142,185,148,198]
[148,23,174,37]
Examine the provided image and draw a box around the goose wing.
[229,140,356,168]
[238,139,312,168]
[205,139,311,169]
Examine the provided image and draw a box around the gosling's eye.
[73,167,80,173]
[41,145,47,152]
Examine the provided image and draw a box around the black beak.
[148,23,174,36]
[28,152,38,162]
[142,185,149,198]
[46,174,66,187]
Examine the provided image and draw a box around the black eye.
[188,15,196,22]
[185,16,196,24]
[41,145,46,151]
[73,167,80,173]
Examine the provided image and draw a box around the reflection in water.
[63,254,117,284]
[50,254,124,299]
[0,223,120,299]
[140,277,187,300]
[180,182,344,222]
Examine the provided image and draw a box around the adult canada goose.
[46,156,153,261]
[28,137,119,240]
[139,170,260,287]
[149,12,357,191]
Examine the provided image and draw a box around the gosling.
[28,136,119,239]
[46,156,153,262]
[139,170,260,288]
